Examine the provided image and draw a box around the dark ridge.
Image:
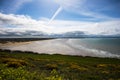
[0,38,54,43]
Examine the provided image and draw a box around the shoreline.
[0,38,55,44]
[0,38,54,48]
[0,39,120,59]
[0,49,119,59]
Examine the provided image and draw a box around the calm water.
[0,38,120,58]
[68,38,120,55]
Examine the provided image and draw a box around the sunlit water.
[0,38,120,58]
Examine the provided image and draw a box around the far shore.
[0,38,55,43]
[0,38,54,47]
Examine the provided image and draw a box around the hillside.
[0,49,120,80]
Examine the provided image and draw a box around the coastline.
[0,49,120,59]
[0,39,120,58]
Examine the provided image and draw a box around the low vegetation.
[0,49,120,80]
[0,38,54,43]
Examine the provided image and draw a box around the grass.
[0,49,120,80]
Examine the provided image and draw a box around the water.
[68,38,120,55]
[0,38,120,58]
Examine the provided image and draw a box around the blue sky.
[1,0,120,20]
[0,0,120,36]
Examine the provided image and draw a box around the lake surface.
[0,38,120,58]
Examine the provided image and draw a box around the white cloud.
[0,13,120,36]
[0,13,49,32]
[46,20,120,35]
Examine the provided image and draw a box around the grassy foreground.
[0,49,120,80]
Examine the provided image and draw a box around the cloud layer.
[0,12,120,37]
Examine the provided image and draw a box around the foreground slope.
[0,49,120,80]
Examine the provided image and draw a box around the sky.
[0,0,120,37]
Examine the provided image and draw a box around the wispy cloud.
[12,0,32,12]
[48,6,62,24]
[0,0,32,13]
[54,0,120,21]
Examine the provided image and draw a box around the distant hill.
[0,30,120,38]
